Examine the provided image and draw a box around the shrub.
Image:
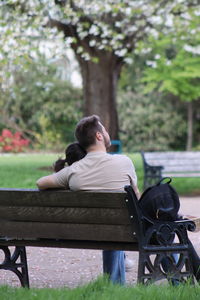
[0,129,29,153]
[118,89,187,152]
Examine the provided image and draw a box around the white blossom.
[165,15,174,27]
[150,16,163,25]
[116,34,124,40]
[165,60,172,66]
[194,10,200,16]
[115,48,127,57]
[104,4,112,13]
[124,57,133,64]
[190,29,196,35]
[125,7,132,16]
[65,37,74,44]
[183,44,200,55]
[79,31,88,39]
[140,48,152,54]
[102,39,109,45]
[115,21,122,28]
[89,40,96,47]
[35,82,43,87]
[89,25,99,36]
[127,25,138,33]
[77,46,84,54]
[146,60,157,68]
[149,28,159,39]
[98,44,105,50]
[81,52,90,61]
[155,54,161,60]
[181,12,192,20]
[20,87,27,92]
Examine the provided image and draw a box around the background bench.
[141,151,200,190]
[0,187,197,287]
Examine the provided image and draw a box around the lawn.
[0,152,200,195]
[1,277,200,300]
[0,153,58,189]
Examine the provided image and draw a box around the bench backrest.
[0,189,138,249]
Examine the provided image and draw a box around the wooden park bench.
[0,187,198,287]
[141,151,200,190]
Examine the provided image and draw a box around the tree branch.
[46,18,76,37]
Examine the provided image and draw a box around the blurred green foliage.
[0,55,83,151]
[118,88,187,152]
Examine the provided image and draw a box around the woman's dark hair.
[75,115,103,149]
[54,142,86,172]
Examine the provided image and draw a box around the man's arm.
[125,156,140,199]
[36,174,61,190]
[133,184,140,200]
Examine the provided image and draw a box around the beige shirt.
[53,151,137,191]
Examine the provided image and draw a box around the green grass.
[0,277,200,300]
[0,153,59,189]
[0,152,200,195]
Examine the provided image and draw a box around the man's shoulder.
[108,154,132,164]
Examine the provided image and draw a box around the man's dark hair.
[75,115,103,149]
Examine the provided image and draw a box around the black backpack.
[139,178,180,221]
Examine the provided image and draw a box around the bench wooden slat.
[162,166,200,172]
[145,151,200,159]
[163,172,200,177]
[0,206,130,225]
[0,239,139,251]
[146,161,200,168]
[0,189,126,208]
[0,221,136,243]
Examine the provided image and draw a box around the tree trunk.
[186,101,193,151]
[76,53,123,140]
[48,18,124,140]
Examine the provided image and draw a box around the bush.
[0,129,29,153]
[118,89,187,152]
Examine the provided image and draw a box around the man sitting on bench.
[36,115,140,285]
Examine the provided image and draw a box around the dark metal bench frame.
[0,187,196,287]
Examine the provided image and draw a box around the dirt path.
[0,197,199,288]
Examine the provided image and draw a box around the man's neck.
[87,144,106,153]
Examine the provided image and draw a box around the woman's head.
[65,142,86,165]
[54,142,86,172]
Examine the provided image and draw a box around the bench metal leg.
[0,246,29,288]
[138,249,195,284]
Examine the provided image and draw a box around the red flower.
[3,145,13,152]
[20,139,29,146]
[14,132,22,139]
[2,129,13,138]
[0,129,30,153]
